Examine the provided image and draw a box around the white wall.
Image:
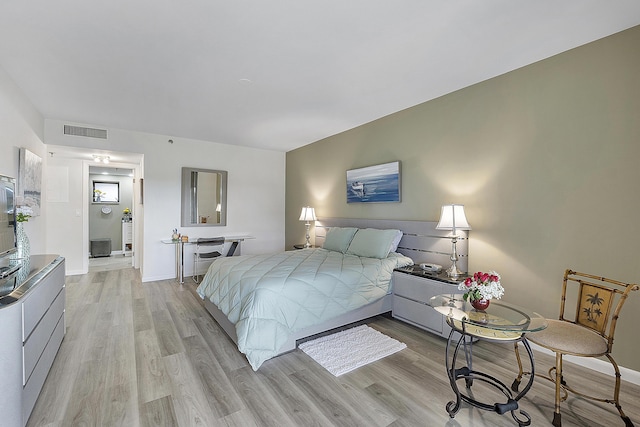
[44,156,85,273]
[44,120,285,281]
[0,66,47,255]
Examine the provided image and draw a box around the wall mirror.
[181,167,227,227]
[93,181,119,203]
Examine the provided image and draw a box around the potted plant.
[458,271,504,310]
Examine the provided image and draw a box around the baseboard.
[141,273,177,283]
[529,342,640,386]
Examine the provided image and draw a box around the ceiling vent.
[64,125,108,139]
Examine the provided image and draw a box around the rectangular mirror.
[93,181,119,203]
[181,167,227,227]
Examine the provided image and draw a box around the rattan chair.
[513,269,638,427]
[192,237,225,283]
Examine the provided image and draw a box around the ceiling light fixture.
[93,155,110,164]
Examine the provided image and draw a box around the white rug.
[298,325,406,376]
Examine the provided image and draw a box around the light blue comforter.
[196,248,413,370]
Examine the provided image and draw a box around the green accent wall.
[286,25,640,371]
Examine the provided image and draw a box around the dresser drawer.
[22,313,65,423]
[23,287,65,385]
[22,262,65,341]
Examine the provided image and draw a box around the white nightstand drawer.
[392,270,460,339]
[393,295,444,334]
[395,276,439,300]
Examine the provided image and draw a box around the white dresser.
[0,255,65,427]
[122,220,133,255]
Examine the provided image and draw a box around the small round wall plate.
[101,206,112,214]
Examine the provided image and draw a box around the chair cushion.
[197,251,221,259]
[527,319,608,357]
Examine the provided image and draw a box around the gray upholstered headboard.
[314,218,469,274]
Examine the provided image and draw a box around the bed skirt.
[203,293,394,358]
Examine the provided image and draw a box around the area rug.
[298,325,406,376]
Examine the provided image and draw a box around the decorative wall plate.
[101,206,112,214]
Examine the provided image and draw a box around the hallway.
[88,255,133,273]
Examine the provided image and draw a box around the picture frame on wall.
[18,148,43,216]
[346,161,401,203]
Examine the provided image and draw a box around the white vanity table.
[162,235,254,283]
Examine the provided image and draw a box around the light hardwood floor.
[26,266,639,426]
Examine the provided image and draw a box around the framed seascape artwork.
[346,161,401,203]
[18,148,43,217]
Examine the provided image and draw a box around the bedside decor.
[299,206,317,248]
[436,204,471,278]
[459,271,504,310]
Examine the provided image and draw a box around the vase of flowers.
[15,209,32,260]
[458,271,504,311]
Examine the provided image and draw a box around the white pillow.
[389,229,403,253]
[322,227,358,253]
[346,228,403,259]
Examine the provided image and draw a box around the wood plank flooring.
[26,266,640,426]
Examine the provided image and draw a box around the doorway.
[88,165,135,272]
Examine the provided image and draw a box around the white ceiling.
[1,1,639,152]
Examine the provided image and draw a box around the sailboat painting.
[346,161,400,203]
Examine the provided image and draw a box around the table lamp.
[436,204,471,278]
[299,206,317,248]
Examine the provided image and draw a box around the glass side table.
[429,294,547,426]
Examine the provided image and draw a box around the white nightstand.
[392,266,466,338]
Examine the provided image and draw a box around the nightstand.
[392,265,467,338]
[293,244,315,249]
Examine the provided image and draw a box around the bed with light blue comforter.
[196,247,413,370]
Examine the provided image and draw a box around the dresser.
[392,266,463,338]
[0,255,66,427]
[122,220,133,255]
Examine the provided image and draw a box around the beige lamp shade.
[436,204,471,231]
[299,206,317,222]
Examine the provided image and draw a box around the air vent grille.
[64,125,108,139]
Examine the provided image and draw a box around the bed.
[196,218,469,370]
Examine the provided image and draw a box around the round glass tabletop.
[429,293,547,334]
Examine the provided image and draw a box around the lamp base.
[304,222,312,248]
[445,235,465,279]
[446,264,465,279]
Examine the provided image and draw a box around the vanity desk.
[162,235,254,283]
[0,255,66,427]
